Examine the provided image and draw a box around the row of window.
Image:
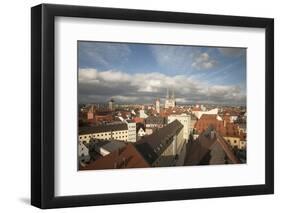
[226,139,246,147]
[79,131,128,139]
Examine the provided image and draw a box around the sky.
[78,41,246,105]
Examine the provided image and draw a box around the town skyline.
[78,41,246,105]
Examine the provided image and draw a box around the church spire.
[166,88,169,98]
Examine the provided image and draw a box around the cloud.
[151,46,220,72]
[78,68,246,105]
[191,52,218,70]
[79,42,131,68]
[218,48,246,57]
[150,45,194,71]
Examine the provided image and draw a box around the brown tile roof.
[194,114,241,138]
[145,116,166,125]
[185,129,240,165]
[79,122,127,135]
[80,143,150,170]
[132,117,145,123]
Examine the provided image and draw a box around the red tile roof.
[79,143,150,170]
[133,117,145,124]
[194,114,241,138]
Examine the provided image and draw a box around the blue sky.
[78,41,246,105]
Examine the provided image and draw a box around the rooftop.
[89,139,126,153]
[135,120,183,164]
[80,143,150,170]
[79,122,127,135]
[145,116,166,125]
[185,128,240,165]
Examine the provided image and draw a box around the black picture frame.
[31,3,274,209]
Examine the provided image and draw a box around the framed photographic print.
[31,4,274,209]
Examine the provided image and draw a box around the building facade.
[108,98,114,111]
[79,121,137,143]
[78,141,90,165]
[79,123,129,143]
[194,114,246,150]
[145,116,166,135]
[126,121,137,142]
[155,98,160,113]
[168,113,191,140]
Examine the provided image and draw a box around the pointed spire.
[172,88,175,99]
[166,88,169,98]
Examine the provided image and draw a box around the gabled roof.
[185,128,240,165]
[88,139,126,153]
[145,116,165,125]
[79,122,127,135]
[80,143,150,170]
[135,120,183,164]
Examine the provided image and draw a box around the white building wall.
[138,128,146,137]
[139,109,148,118]
[78,141,89,157]
[79,129,128,143]
[155,100,160,113]
[168,114,191,140]
[78,141,90,164]
[193,108,219,119]
[127,122,137,142]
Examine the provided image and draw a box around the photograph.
[29,3,274,209]
[77,41,247,170]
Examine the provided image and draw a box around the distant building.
[155,98,160,113]
[87,105,94,121]
[145,116,166,135]
[168,114,191,140]
[139,109,148,119]
[164,88,176,109]
[94,111,113,123]
[194,114,246,150]
[192,108,219,119]
[132,117,145,124]
[79,121,137,143]
[79,122,128,143]
[108,98,114,111]
[136,120,184,167]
